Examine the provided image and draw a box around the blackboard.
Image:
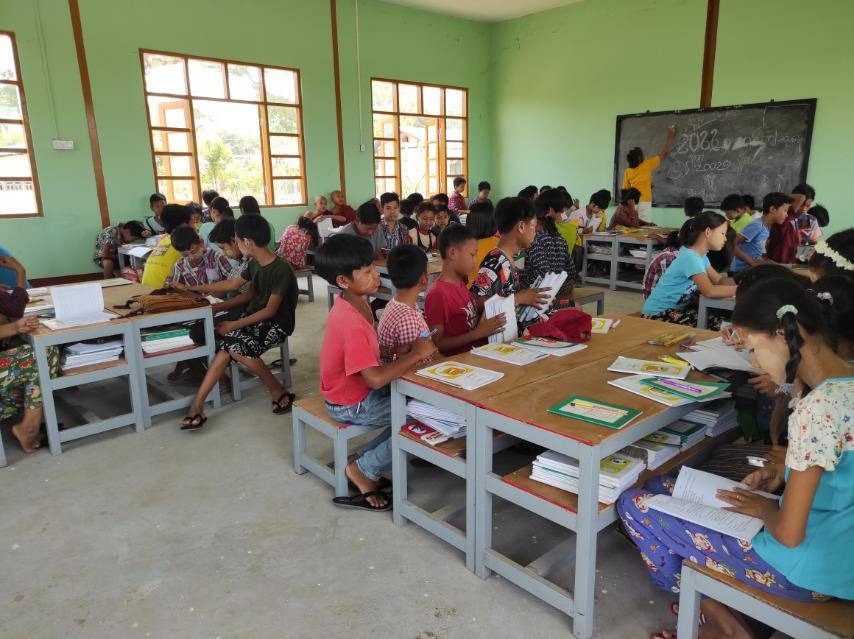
[613,99,816,208]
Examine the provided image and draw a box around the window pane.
[423,86,441,115]
[446,177,456,194]
[271,156,301,177]
[445,118,463,141]
[264,68,298,104]
[155,154,193,177]
[0,181,37,215]
[0,123,27,148]
[0,85,22,120]
[0,151,31,177]
[152,130,191,153]
[374,159,396,176]
[143,53,186,95]
[268,106,299,134]
[447,141,464,158]
[194,99,264,203]
[373,139,395,157]
[398,84,418,114]
[373,113,395,138]
[227,64,261,101]
[447,159,463,176]
[188,58,226,99]
[147,96,190,128]
[270,135,300,155]
[371,80,394,111]
[273,178,302,205]
[446,89,465,116]
[428,177,438,195]
[375,178,397,198]
[157,178,195,203]
[0,35,16,81]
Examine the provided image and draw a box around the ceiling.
[380,0,582,22]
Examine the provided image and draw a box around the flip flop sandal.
[332,490,392,512]
[180,414,208,430]
[272,392,296,414]
[651,632,676,639]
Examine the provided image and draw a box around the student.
[608,188,650,229]
[329,190,356,227]
[141,204,192,287]
[767,183,814,264]
[642,230,680,300]
[201,189,219,223]
[239,195,277,251]
[398,198,418,231]
[315,234,437,510]
[567,190,610,266]
[304,195,330,222]
[276,216,320,269]
[377,245,431,363]
[743,193,759,220]
[198,196,234,246]
[470,196,550,313]
[517,185,538,202]
[144,193,168,235]
[521,188,577,287]
[465,200,498,285]
[448,176,467,213]
[814,274,854,361]
[180,215,298,429]
[430,192,449,209]
[555,186,579,213]
[683,195,704,218]
[378,192,409,250]
[207,218,248,276]
[432,205,452,236]
[340,200,384,255]
[165,226,235,287]
[642,212,737,326]
[409,202,439,252]
[622,124,677,223]
[800,204,828,243]
[93,220,146,278]
[807,228,854,281]
[468,181,491,208]
[731,192,792,273]
[188,202,203,228]
[721,192,750,233]
[425,224,506,356]
[0,245,30,289]
[406,192,424,206]
[619,281,854,639]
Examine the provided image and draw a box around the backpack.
[116,288,210,317]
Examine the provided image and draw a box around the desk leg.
[390,380,408,527]
[697,298,709,330]
[572,445,600,639]
[464,403,477,573]
[474,414,494,579]
[122,324,145,432]
[203,312,222,409]
[676,565,702,639]
[118,251,127,270]
[609,238,618,291]
[33,338,62,456]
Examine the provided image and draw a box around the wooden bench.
[292,395,376,496]
[294,268,315,302]
[572,286,606,315]
[678,561,854,639]
[229,340,292,401]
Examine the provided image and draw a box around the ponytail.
[678,211,727,247]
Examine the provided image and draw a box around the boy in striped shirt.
[377,244,431,363]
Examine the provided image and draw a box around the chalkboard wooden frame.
[613,98,817,208]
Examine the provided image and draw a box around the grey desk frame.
[614,234,664,291]
[697,295,735,330]
[581,235,616,289]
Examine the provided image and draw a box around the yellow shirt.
[622,155,661,203]
[141,236,181,287]
[556,220,581,251]
[468,236,499,285]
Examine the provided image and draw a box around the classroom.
[1,0,853,637]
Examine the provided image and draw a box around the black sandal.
[180,414,207,430]
[332,490,391,512]
[272,392,296,414]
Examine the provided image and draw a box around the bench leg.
[327,287,335,311]
[292,413,307,475]
[0,435,6,468]
[307,274,315,302]
[676,565,703,639]
[230,360,242,401]
[333,431,350,497]
[279,340,293,388]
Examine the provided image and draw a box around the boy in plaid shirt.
[165,226,237,287]
[377,244,431,363]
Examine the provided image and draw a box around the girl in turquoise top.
[617,279,853,639]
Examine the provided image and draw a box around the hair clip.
[776,382,796,396]
[776,304,798,319]
[816,291,834,304]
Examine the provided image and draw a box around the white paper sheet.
[485,293,517,344]
[316,217,335,237]
[128,246,153,258]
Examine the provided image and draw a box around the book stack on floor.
[682,399,738,437]
[141,326,194,356]
[645,420,707,450]
[406,400,466,440]
[530,450,644,504]
[61,339,124,372]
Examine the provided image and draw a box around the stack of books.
[622,438,681,470]
[406,400,466,439]
[530,450,644,504]
[141,327,194,355]
[683,400,738,437]
[61,340,124,372]
[644,420,707,450]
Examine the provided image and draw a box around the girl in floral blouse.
[617,280,853,639]
[276,216,320,269]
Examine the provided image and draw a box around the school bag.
[115,287,210,317]
[527,308,592,342]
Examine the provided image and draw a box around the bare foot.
[345,460,387,508]
[11,421,41,453]
[698,600,754,639]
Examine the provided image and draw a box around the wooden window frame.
[0,31,43,218]
[370,77,468,198]
[140,49,308,207]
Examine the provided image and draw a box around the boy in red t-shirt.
[315,234,436,511]
[424,225,506,356]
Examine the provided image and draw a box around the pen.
[419,328,438,338]
[569,400,627,415]
[659,355,687,366]
[660,379,703,394]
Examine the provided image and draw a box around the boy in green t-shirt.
[721,193,752,233]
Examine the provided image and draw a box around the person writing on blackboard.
[622,125,677,224]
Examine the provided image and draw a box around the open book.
[646,467,777,540]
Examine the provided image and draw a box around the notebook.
[470,342,550,366]
[607,356,691,380]
[415,361,504,391]
[547,395,641,429]
[513,337,588,357]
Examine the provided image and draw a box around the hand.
[572,198,580,210]
[170,282,190,292]
[15,317,39,333]
[475,312,506,338]
[720,325,742,348]
[215,321,236,336]
[0,255,23,272]
[516,287,551,309]
[141,229,152,238]
[742,465,785,493]
[749,373,779,397]
[410,336,437,361]
[717,488,779,521]
[767,446,787,466]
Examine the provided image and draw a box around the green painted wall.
[1,0,102,278]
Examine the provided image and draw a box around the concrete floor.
[0,282,686,639]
